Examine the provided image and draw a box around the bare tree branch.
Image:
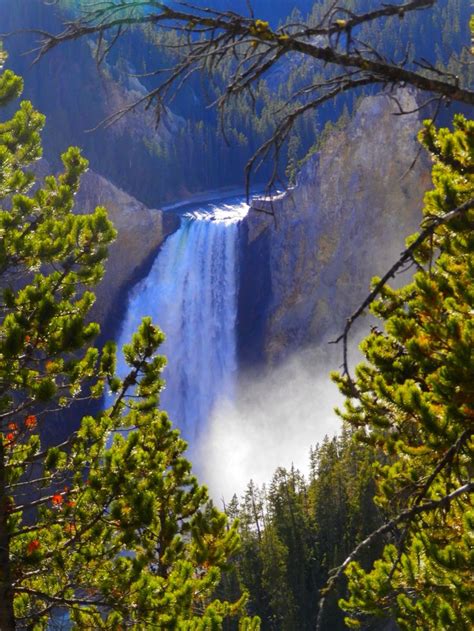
[2,0,461,203]
[21,2,472,140]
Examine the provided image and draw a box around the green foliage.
[220,432,382,630]
[219,109,474,631]
[0,58,257,629]
[334,116,474,629]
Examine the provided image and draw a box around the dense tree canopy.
[332,113,474,631]
[219,432,381,630]
[37,0,474,191]
[0,55,258,630]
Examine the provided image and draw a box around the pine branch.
[316,481,474,631]
[331,197,474,395]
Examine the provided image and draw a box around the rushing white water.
[115,199,248,440]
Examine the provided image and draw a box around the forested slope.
[2,0,470,206]
[220,430,382,630]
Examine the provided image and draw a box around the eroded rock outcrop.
[240,90,431,365]
[74,170,179,335]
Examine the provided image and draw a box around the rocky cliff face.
[239,90,431,365]
[74,170,179,337]
[0,0,188,208]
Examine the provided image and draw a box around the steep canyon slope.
[1,1,446,370]
[74,171,179,336]
[240,90,431,365]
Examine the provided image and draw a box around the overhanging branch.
[316,480,474,631]
[25,1,474,119]
[330,197,474,395]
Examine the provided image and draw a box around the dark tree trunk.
[0,444,15,631]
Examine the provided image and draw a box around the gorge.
[1,2,472,629]
[0,0,468,502]
[97,89,432,498]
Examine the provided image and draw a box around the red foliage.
[25,415,37,429]
[52,494,63,506]
[27,539,40,554]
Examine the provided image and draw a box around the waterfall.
[115,199,248,439]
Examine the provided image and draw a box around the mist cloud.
[195,348,344,501]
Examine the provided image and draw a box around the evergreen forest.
[0,1,472,630]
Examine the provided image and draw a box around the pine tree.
[265,466,314,630]
[0,56,259,630]
[333,115,474,629]
[222,436,382,630]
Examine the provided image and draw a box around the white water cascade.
[115,199,249,440]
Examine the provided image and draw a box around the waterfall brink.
[116,199,248,439]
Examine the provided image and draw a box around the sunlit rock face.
[241,90,431,365]
[74,170,179,336]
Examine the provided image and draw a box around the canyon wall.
[1,0,438,373]
[73,170,179,338]
[239,91,432,366]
